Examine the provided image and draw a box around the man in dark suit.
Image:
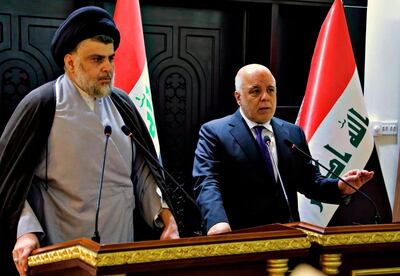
[192,64,374,235]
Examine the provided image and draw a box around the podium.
[28,223,400,275]
[27,224,310,276]
[292,222,400,275]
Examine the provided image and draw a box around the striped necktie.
[254,126,276,182]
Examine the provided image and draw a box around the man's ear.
[64,54,74,72]
[234,91,241,106]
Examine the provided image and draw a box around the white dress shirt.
[239,108,278,180]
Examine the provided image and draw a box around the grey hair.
[234,73,242,93]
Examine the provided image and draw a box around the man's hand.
[159,208,180,240]
[207,222,231,235]
[339,169,374,195]
[12,233,40,276]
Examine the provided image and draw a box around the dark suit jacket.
[193,109,342,231]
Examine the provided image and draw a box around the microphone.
[120,125,205,234]
[283,139,382,224]
[263,136,294,222]
[92,125,112,243]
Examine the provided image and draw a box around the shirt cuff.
[153,208,165,229]
[341,194,352,205]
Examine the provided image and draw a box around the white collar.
[239,107,273,133]
[74,85,96,111]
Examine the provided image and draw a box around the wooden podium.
[28,223,400,275]
[27,224,310,276]
[293,222,400,275]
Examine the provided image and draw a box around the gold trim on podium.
[28,237,310,267]
[351,267,400,275]
[301,230,400,247]
[28,245,98,266]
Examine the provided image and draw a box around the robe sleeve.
[17,201,44,238]
[132,150,163,228]
[0,81,55,273]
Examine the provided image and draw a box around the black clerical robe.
[0,79,186,274]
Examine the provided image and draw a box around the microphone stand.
[92,125,112,243]
[264,136,294,222]
[285,139,382,224]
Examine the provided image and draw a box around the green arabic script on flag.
[310,107,370,213]
[134,86,157,139]
[323,107,369,178]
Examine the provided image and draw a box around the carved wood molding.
[28,237,310,267]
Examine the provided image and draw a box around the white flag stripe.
[128,62,161,156]
[299,69,373,226]
[308,69,373,170]
[298,194,337,226]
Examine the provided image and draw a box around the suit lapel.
[227,112,294,168]
[271,118,292,176]
[228,109,260,162]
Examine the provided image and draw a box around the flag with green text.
[113,0,160,156]
[296,0,391,226]
[113,0,205,237]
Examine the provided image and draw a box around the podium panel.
[293,222,400,275]
[29,223,400,275]
[28,224,309,276]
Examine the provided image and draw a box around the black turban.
[51,6,120,67]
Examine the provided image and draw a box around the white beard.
[74,64,114,98]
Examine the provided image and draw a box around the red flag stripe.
[298,0,356,141]
[113,0,146,93]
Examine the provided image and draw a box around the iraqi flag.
[112,1,205,237]
[113,0,160,156]
[296,0,392,226]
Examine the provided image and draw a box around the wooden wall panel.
[0,14,63,131]
[0,0,85,133]
[141,4,243,185]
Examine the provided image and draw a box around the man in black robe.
[0,6,189,275]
